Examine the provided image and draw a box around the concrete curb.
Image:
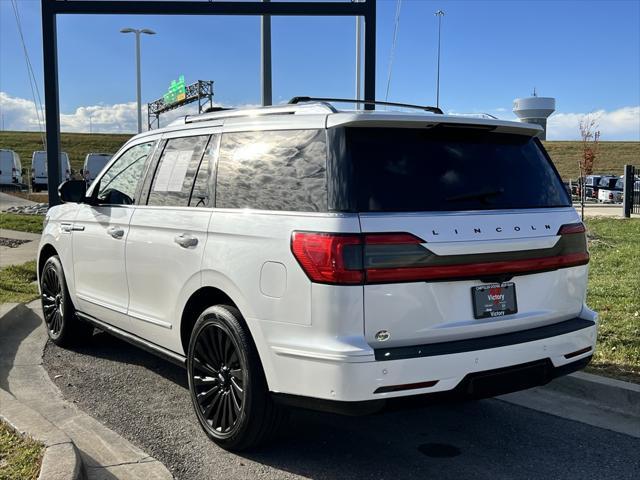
[0,301,174,480]
[1,389,84,480]
[545,370,640,416]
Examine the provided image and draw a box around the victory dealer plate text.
[471,282,517,319]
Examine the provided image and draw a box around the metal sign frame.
[41,0,377,206]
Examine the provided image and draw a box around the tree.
[579,115,601,176]
[577,115,601,219]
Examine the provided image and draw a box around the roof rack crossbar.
[289,96,443,114]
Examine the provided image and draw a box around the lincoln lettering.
[430,224,553,236]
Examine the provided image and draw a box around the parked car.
[82,153,113,185]
[38,99,597,451]
[583,175,602,199]
[31,150,71,192]
[597,177,624,203]
[0,149,23,185]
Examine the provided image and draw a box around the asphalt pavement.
[43,332,640,480]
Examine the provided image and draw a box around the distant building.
[513,89,556,140]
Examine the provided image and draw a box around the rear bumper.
[267,314,597,407]
[273,355,592,415]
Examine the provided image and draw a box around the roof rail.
[449,112,498,120]
[289,96,444,114]
[182,102,335,125]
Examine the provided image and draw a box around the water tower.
[513,89,556,140]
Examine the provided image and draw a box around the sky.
[1,0,639,140]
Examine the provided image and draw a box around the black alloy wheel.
[192,322,246,434]
[187,305,287,451]
[41,260,65,338]
[39,255,92,347]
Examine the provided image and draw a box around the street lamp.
[120,27,156,133]
[434,10,445,109]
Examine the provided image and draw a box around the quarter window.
[216,129,327,211]
[190,135,219,208]
[147,136,209,207]
[97,142,154,205]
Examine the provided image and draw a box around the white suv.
[38,99,597,451]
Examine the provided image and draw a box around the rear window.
[346,127,570,212]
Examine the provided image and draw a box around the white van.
[39,98,597,451]
[0,149,23,185]
[31,150,71,192]
[82,153,113,185]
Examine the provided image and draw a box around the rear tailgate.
[342,125,588,349]
[360,209,587,348]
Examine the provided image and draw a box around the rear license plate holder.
[471,282,517,319]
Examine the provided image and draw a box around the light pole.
[120,27,156,133]
[434,9,445,109]
[354,0,362,109]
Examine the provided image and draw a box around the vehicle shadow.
[45,329,640,480]
[0,303,43,391]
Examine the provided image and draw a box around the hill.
[0,131,132,173]
[543,141,640,180]
[1,131,638,180]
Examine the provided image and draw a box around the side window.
[147,135,209,207]
[97,142,154,205]
[216,129,327,211]
[190,134,219,208]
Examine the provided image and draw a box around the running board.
[76,311,186,368]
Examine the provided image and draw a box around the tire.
[187,305,287,451]
[40,255,93,347]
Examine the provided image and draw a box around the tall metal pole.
[41,0,61,206]
[363,0,376,110]
[261,0,272,106]
[435,9,445,109]
[135,32,142,133]
[121,28,155,132]
[355,1,361,109]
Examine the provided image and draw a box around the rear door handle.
[174,234,198,248]
[107,226,125,239]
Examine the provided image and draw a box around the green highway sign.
[163,75,186,105]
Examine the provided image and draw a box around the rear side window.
[345,127,570,212]
[147,135,209,207]
[216,129,327,211]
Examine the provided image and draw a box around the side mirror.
[58,180,87,203]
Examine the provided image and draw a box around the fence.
[623,165,639,217]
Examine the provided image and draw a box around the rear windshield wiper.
[445,188,504,203]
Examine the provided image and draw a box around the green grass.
[0,131,132,174]
[0,213,44,234]
[1,131,638,180]
[543,141,640,180]
[584,218,640,382]
[0,261,39,304]
[0,420,43,480]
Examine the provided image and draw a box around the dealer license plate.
[471,282,517,319]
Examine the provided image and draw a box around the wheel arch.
[180,286,241,355]
[38,243,59,279]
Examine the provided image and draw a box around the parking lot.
[43,331,640,480]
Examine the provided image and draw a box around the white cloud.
[546,106,640,141]
[0,92,245,134]
[2,92,639,141]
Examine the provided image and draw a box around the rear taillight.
[291,232,363,285]
[293,224,590,285]
[557,223,586,235]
